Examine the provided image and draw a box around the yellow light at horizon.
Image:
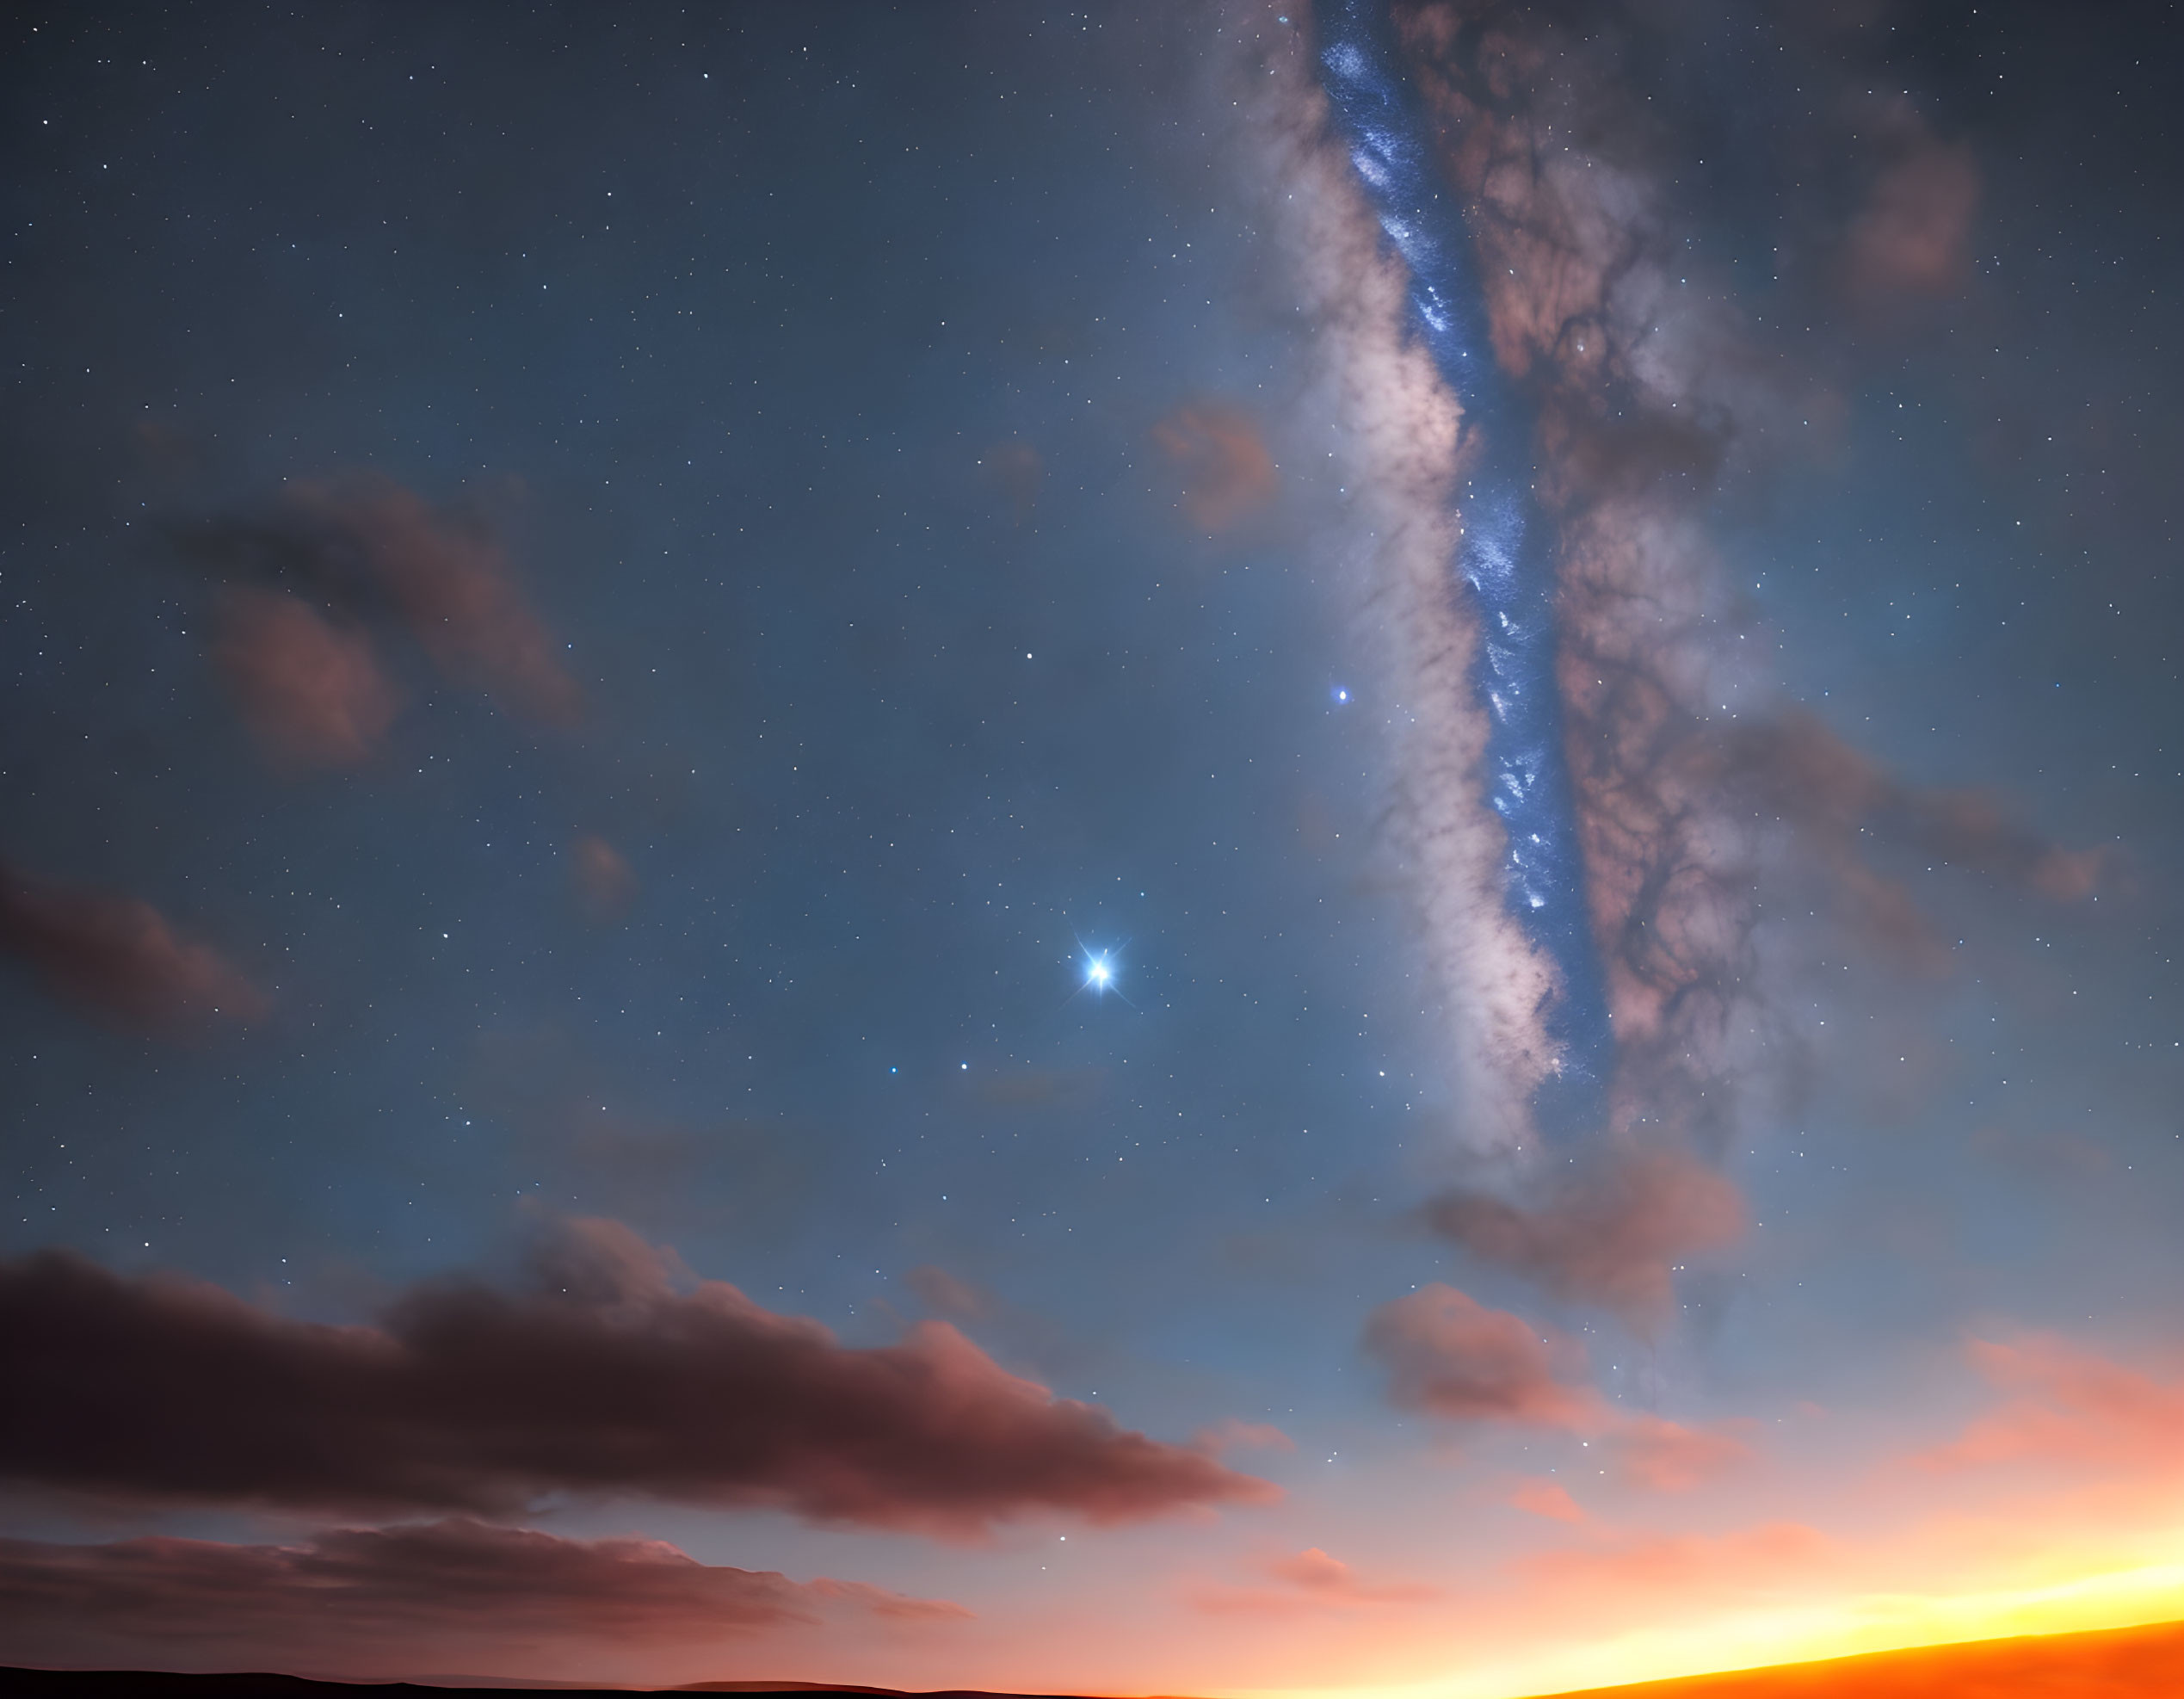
[1205,1552,2184,1699]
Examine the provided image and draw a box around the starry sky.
[3,3,2183,1695]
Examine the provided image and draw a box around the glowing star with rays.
[1071,945,1135,1008]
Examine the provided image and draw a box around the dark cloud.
[1360,1283,1602,1429]
[294,479,582,725]
[0,1218,1275,1535]
[1151,402,1280,533]
[171,474,581,726]
[0,863,266,1033]
[1699,712,2109,968]
[1717,711,2078,880]
[213,588,401,769]
[1421,1151,1745,1334]
[1363,1285,1749,1488]
[1565,704,2104,1163]
[0,1518,966,1675]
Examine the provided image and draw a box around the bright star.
[1068,938,1134,1008]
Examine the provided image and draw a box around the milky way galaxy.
[1312,0,1613,1140]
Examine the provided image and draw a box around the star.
[1071,945,1133,1008]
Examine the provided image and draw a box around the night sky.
[3,3,2183,1694]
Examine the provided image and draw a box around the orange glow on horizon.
[1199,1559,2184,1699]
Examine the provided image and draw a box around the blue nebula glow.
[1313,0,1613,1131]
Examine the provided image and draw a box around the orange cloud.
[1521,1521,1833,1605]
[214,588,400,768]
[1151,402,1279,532]
[1921,1337,2184,1476]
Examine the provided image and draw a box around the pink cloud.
[1151,402,1280,533]
[1361,1284,1604,1430]
[1267,1546,1439,1605]
[213,589,400,768]
[1508,1479,1585,1523]
[904,1263,995,1322]
[1422,1150,1746,1334]
[293,477,582,724]
[1362,1287,1754,1492]
[1920,1336,2184,1476]
[1193,1418,1298,1457]
[1843,135,1982,299]
[0,862,266,1032]
[1194,1547,1437,1616]
[1611,1416,1754,1493]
